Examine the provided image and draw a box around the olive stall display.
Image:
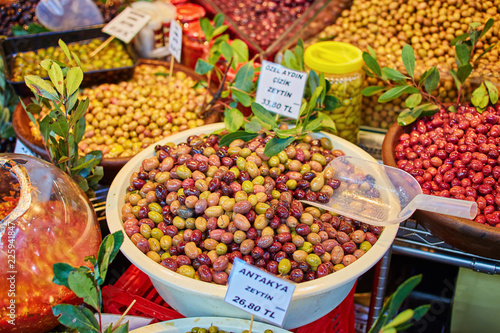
[9,38,134,82]
[28,63,211,159]
[312,0,500,129]
[120,133,382,285]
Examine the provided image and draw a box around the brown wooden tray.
[382,122,500,260]
[13,59,220,184]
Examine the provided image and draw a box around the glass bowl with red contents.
[0,154,101,333]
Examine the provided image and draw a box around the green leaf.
[199,18,213,41]
[382,67,408,81]
[224,108,245,132]
[405,93,422,108]
[68,270,99,311]
[233,62,255,93]
[264,137,295,157]
[25,103,42,115]
[398,108,420,126]
[384,309,414,329]
[472,82,489,109]
[367,45,377,60]
[283,50,299,70]
[294,39,305,71]
[450,32,469,46]
[70,97,89,128]
[48,62,64,95]
[274,127,298,139]
[245,117,265,133]
[219,131,259,147]
[386,275,422,320]
[220,41,233,62]
[362,52,381,77]
[378,85,419,103]
[251,102,278,128]
[52,304,99,333]
[195,59,214,75]
[71,51,82,68]
[73,174,89,192]
[412,304,430,321]
[449,69,461,91]
[362,86,387,97]
[323,95,341,111]
[52,263,75,288]
[455,43,470,67]
[58,39,72,62]
[96,231,124,285]
[232,89,252,107]
[470,22,481,29]
[485,80,499,105]
[417,103,440,116]
[40,59,53,71]
[111,322,130,333]
[305,117,322,132]
[474,42,498,64]
[49,110,70,138]
[230,39,249,67]
[212,25,228,37]
[66,67,83,96]
[457,63,472,83]
[448,105,457,113]
[307,70,319,97]
[214,13,224,28]
[66,90,79,113]
[424,68,440,95]
[74,117,86,146]
[24,75,59,100]
[480,19,494,38]
[318,112,337,132]
[39,115,52,143]
[470,29,480,47]
[401,44,415,78]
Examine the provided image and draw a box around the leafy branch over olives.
[0,55,16,140]
[52,231,126,333]
[21,39,103,197]
[362,18,499,126]
[194,14,342,157]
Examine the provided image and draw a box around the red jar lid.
[183,20,206,40]
[166,0,188,4]
[176,3,206,23]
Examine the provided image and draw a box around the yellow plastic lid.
[304,41,363,75]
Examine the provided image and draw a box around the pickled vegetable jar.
[0,154,101,333]
[304,41,364,144]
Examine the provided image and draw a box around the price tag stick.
[249,315,254,333]
[169,53,175,77]
[90,36,115,58]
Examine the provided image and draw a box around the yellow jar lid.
[304,41,363,75]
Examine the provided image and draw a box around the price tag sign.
[168,19,183,62]
[255,60,308,119]
[103,7,151,43]
[14,140,36,157]
[224,258,295,326]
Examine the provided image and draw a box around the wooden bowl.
[12,60,220,184]
[383,122,500,260]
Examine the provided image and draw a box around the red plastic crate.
[102,265,355,333]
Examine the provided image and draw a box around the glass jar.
[182,20,209,70]
[304,41,364,144]
[0,154,101,333]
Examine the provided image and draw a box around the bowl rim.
[106,123,398,300]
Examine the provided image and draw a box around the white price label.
[255,60,308,119]
[103,7,151,43]
[224,258,295,326]
[14,140,35,157]
[168,19,183,62]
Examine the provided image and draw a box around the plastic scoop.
[302,156,478,227]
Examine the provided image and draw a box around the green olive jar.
[304,41,364,144]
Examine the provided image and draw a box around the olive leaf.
[232,89,252,107]
[362,52,381,77]
[423,68,440,95]
[233,62,255,93]
[24,75,59,100]
[219,131,259,147]
[230,39,249,67]
[362,86,387,97]
[66,67,84,96]
[382,67,408,81]
[52,304,100,333]
[48,62,65,96]
[68,270,99,312]
[405,93,422,108]
[251,102,278,128]
[471,82,489,110]
[195,59,214,75]
[378,85,419,103]
[264,136,295,157]
[96,231,124,285]
[401,44,415,78]
[484,80,499,105]
[224,108,245,132]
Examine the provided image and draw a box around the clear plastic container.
[304,41,364,144]
[0,154,101,333]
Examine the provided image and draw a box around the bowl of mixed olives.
[130,317,290,333]
[106,123,398,329]
[12,60,219,182]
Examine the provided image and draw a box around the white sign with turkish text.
[103,7,151,43]
[168,19,183,62]
[255,60,308,119]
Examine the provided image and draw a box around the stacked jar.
[304,42,364,144]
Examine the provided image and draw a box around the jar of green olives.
[304,42,364,144]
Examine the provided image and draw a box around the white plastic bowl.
[131,317,291,333]
[107,123,398,329]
